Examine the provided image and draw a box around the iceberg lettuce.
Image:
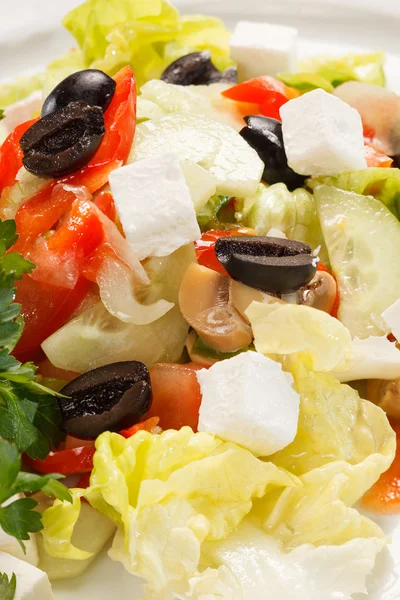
[299,52,385,87]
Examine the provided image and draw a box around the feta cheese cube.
[382,298,400,341]
[230,21,298,81]
[0,551,53,599]
[109,152,201,260]
[280,89,367,176]
[197,352,300,456]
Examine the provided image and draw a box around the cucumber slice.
[42,245,195,373]
[129,111,263,198]
[315,185,400,338]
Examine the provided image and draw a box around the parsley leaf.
[0,109,5,123]
[0,572,16,600]
[0,437,72,551]
[0,219,64,459]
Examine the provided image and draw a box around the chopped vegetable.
[0,572,16,600]
[299,52,386,87]
[277,72,334,93]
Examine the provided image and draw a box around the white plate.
[3,1,400,598]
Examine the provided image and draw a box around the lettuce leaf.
[309,168,400,220]
[236,183,329,264]
[299,52,386,87]
[277,72,333,94]
[41,428,298,596]
[203,520,385,600]
[63,0,232,88]
[246,302,352,372]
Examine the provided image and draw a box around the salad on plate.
[0,0,400,598]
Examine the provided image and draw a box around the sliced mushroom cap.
[229,279,284,322]
[366,378,400,420]
[297,271,337,313]
[179,263,253,353]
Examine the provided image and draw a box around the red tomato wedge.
[26,445,96,475]
[146,363,203,432]
[119,417,160,439]
[13,66,136,248]
[195,228,256,276]
[364,144,393,168]
[0,118,38,196]
[94,191,116,222]
[222,76,300,121]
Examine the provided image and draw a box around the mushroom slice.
[366,378,400,420]
[297,270,337,314]
[179,263,252,353]
[229,279,283,322]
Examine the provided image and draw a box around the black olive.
[240,116,307,192]
[42,69,116,117]
[160,52,236,86]
[58,361,152,439]
[20,101,105,178]
[215,236,318,294]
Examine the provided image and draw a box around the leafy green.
[277,72,334,93]
[299,52,386,87]
[0,73,45,111]
[308,168,400,220]
[0,219,64,459]
[0,437,71,552]
[191,335,253,361]
[0,572,16,600]
[196,195,233,231]
[236,183,329,264]
[63,0,232,89]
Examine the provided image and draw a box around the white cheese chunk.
[334,335,400,382]
[0,91,42,141]
[280,89,367,176]
[0,496,38,566]
[0,551,53,599]
[230,21,298,81]
[197,352,300,456]
[109,152,201,261]
[382,298,400,341]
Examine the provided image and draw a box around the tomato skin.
[0,118,38,196]
[146,363,203,432]
[94,191,116,222]
[195,228,256,275]
[364,144,393,168]
[14,276,92,362]
[119,417,160,439]
[37,358,80,383]
[26,446,96,475]
[222,76,299,120]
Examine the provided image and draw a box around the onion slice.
[98,256,174,325]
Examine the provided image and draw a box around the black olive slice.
[160,51,235,86]
[58,361,152,439]
[42,69,116,117]
[240,116,307,191]
[215,236,318,294]
[21,101,105,178]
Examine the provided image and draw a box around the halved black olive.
[160,52,236,86]
[21,101,105,178]
[58,361,152,439]
[215,236,318,294]
[42,69,116,117]
[240,116,307,191]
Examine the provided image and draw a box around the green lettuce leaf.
[63,0,232,88]
[41,428,298,596]
[236,183,329,264]
[309,168,400,220]
[277,72,333,94]
[299,52,386,87]
[246,302,352,372]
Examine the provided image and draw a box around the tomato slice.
[222,76,300,121]
[146,363,203,432]
[364,144,393,168]
[94,191,116,222]
[13,66,136,248]
[195,228,256,275]
[119,417,160,439]
[26,446,96,475]
[0,118,38,196]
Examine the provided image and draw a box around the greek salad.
[0,0,400,599]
